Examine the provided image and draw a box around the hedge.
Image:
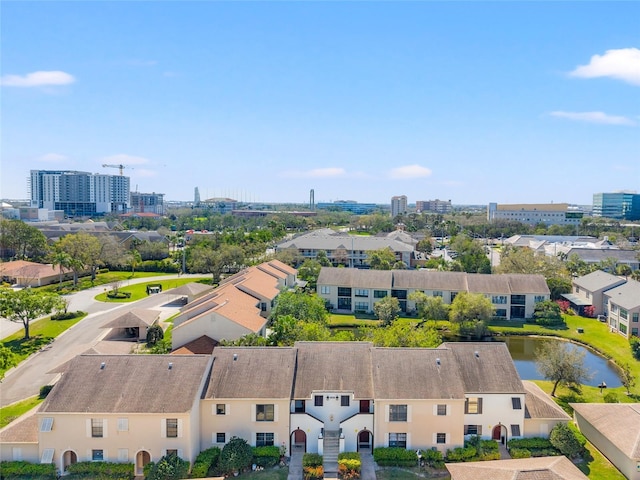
[252,446,280,467]
[372,447,417,466]
[65,461,134,479]
[507,437,553,450]
[510,448,532,459]
[191,447,221,478]
[338,452,361,461]
[0,461,57,480]
[302,453,323,468]
[445,446,477,462]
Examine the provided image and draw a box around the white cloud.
[100,154,151,166]
[1,71,75,87]
[549,111,637,126]
[389,164,432,179]
[570,48,640,86]
[37,153,69,163]
[280,167,347,179]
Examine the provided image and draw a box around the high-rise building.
[593,192,640,220]
[194,187,201,207]
[487,202,584,226]
[391,195,408,218]
[130,192,165,215]
[416,199,452,214]
[29,170,130,217]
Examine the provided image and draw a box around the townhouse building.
[0,342,569,476]
[317,268,550,320]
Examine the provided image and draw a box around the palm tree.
[51,251,72,289]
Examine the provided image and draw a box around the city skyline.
[2,2,639,205]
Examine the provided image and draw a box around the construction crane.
[102,164,133,176]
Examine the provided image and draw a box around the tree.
[315,250,332,267]
[0,288,65,339]
[297,259,322,290]
[50,250,72,288]
[145,452,190,480]
[0,219,49,261]
[129,249,142,276]
[408,291,449,320]
[546,276,572,300]
[218,437,253,475]
[269,291,328,324]
[360,321,441,347]
[532,300,564,325]
[415,237,433,254]
[620,362,636,395]
[535,341,592,396]
[368,248,396,270]
[146,324,164,346]
[449,234,491,273]
[56,232,102,286]
[373,296,400,326]
[449,292,493,339]
[549,423,585,459]
[496,245,566,278]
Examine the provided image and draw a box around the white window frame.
[40,417,54,432]
[41,448,54,464]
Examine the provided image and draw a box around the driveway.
[0,274,205,407]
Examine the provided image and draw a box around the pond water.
[501,336,622,388]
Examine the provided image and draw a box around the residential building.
[0,260,73,287]
[316,267,550,319]
[447,456,589,480]
[29,170,130,217]
[275,229,414,268]
[0,342,569,473]
[316,201,378,215]
[593,192,640,220]
[171,260,297,350]
[572,403,640,480]
[416,199,452,214]
[487,203,584,226]
[129,192,165,215]
[391,195,408,218]
[565,271,626,317]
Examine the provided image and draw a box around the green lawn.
[94,277,209,302]
[577,439,627,480]
[237,467,289,480]
[39,271,165,294]
[0,396,43,429]
[376,466,450,480]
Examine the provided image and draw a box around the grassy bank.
[0,396,44,429]
[94,277,209,303]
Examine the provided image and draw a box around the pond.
[501,336,622,388]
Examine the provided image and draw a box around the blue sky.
[2,1,639,206]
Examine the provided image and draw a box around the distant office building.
[416,199,452,214]
[130,192,165,215]
[391,195,408,218]
[201,197,238,214]
[194,187,201,207]
[487,203,583,226]
[592,192,640,220]
[30,170,129,217]
[316,200,377,215]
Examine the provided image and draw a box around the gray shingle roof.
[522,381,570,420]
[40,355,212,414]
[392,270,468,291]
[276,231,414,252]
[317,268,393,289]
[572,403,640,460]
[564,248,639,265]
[446,456,588,480]
[205,347,297,399]
[603,279,640,309]
[573,270,626,292]
[440,343,525,393]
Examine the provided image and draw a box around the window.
[633,313,639,323]
[391,289,407,300]
[432,291,443,297]
[464,425,482,435]
[260,302,267,312]
[166,419,178,438]
[341,395,350,407]
[511,397,522,410]
[511,295,526,305]
[256,433,274,447]
[355,289,369,297]
[389,404,407,422]
[320,286,330,295]
[338,287,352,297]
[118,449,128,462]
[437,404,447,416]
[450,292,458,301]
[355,302,368,311]
[534,295,546,303]
[216,404,226,415]
[374,290,388,298]
[294,400,305,413]
[117,418,128,432]
[632,328,638,336]
[511,425,521,437]
[388,433,407,448]
[620,323,628,334]
[40,417,53,432]
[495,309,507,318]
[216,433,226,443]
[492,295,507,304]
[621,309,628,320]
[92,450,104,461]
[91,418,103,438]
[41,448,54,464]
[314,395,323,407]
[465,398,482,414]
[167,449,178,457]
[256,404,274,421]
[436,433,446,444]
[612,304,618,313]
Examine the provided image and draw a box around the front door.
[359,400,370,413]
[293,429,307,452]
[358,430,372,451]
[136,451,151,476]
[492,425,502,442]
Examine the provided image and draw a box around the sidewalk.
[287,452,303,480]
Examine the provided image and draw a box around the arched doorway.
[62,450,77,472]
[492,424,507,444]
[358,430,373,452]
[291,429,307,453]
[136,450,151,476]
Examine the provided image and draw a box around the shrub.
[0,345,18,374]
[218,437,253,474]
[445,446,477,462]
[303,465,324,480]
[191,447,220,478]
[338,460,361,479]
[422,449,444,468]
[51,310,83,320]
[338,452,361,461]
[510,448,532,459]
[146,324,164,346]
[604,392,619,403]
[66,461,134,479]
[631,337,640,361]
[549,423,585,459]
[0,461,57,479]
[302,453,323,467]
[144,453,189,480]
[39,384,54,398]
[372,447,417,466]
[252,445,280,468]
[508,437,553,450]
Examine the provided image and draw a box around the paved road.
[0,275,205,407]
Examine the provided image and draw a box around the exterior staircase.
[323,430,340,479]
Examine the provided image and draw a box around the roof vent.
[168,362,173,370]
[436,358,441,366]
[474,351,480,358]
[233,354,238,361]
[100,362,106,370]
